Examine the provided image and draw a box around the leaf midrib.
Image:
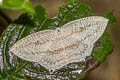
[58,2,79,27]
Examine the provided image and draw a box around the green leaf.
[51,0,95,28]
[8,62,29,80]
[66,0,78,3]
[93,31,114,62]
[93,10,117,62]
[0,62,28,80]
[104,10,117,25]
[0,5,54,79]
[0,0,35,13]
[0,69,8,79]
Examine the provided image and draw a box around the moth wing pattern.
[10,30,56,62]
[10,16,108,72]
[40,16,108,71]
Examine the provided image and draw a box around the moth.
[10,16,108,73]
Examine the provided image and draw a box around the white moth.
[10,16,108,73]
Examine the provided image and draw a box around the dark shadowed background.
[0,0,120,80]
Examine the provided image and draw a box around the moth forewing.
[10,16,109,73]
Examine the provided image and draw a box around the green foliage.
[0,0,35,13]
[0,0,117,79]
[0,62,28,80]
[0,5,55,80]
[104,10,117,25]
[93,31,114,62]
[92,10,117,62]
[52,0,95,28]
